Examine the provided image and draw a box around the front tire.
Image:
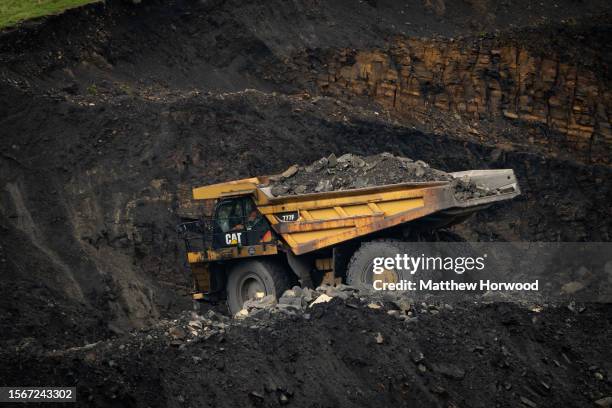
[226,259,290,315]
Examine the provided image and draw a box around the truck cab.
[178,193,284,313]
[212,197,274,249]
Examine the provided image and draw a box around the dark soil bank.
[0,0,611,407]
[1,299,611,408]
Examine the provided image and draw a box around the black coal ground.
[1,297,610,408]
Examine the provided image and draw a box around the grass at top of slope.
[0,0,100,29]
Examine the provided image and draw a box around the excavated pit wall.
[303,34,611,164]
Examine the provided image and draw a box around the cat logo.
[225,232,242,245]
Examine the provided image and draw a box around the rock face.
[311,35,611,164]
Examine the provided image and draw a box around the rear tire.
[226,259,290,315]
[346,240,450,291]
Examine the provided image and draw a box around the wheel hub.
[239,275,266,303]
[363,262,399,284]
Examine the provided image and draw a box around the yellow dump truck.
[179,169,520,313]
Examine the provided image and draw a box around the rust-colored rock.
[312,37,611,164]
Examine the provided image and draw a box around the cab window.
[216,200,244,233]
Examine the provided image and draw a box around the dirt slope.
[1,297,611,408]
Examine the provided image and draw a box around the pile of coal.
[268,153,493,200]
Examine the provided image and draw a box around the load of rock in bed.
[268,153,494,200]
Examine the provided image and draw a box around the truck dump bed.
[192,169,519,255]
